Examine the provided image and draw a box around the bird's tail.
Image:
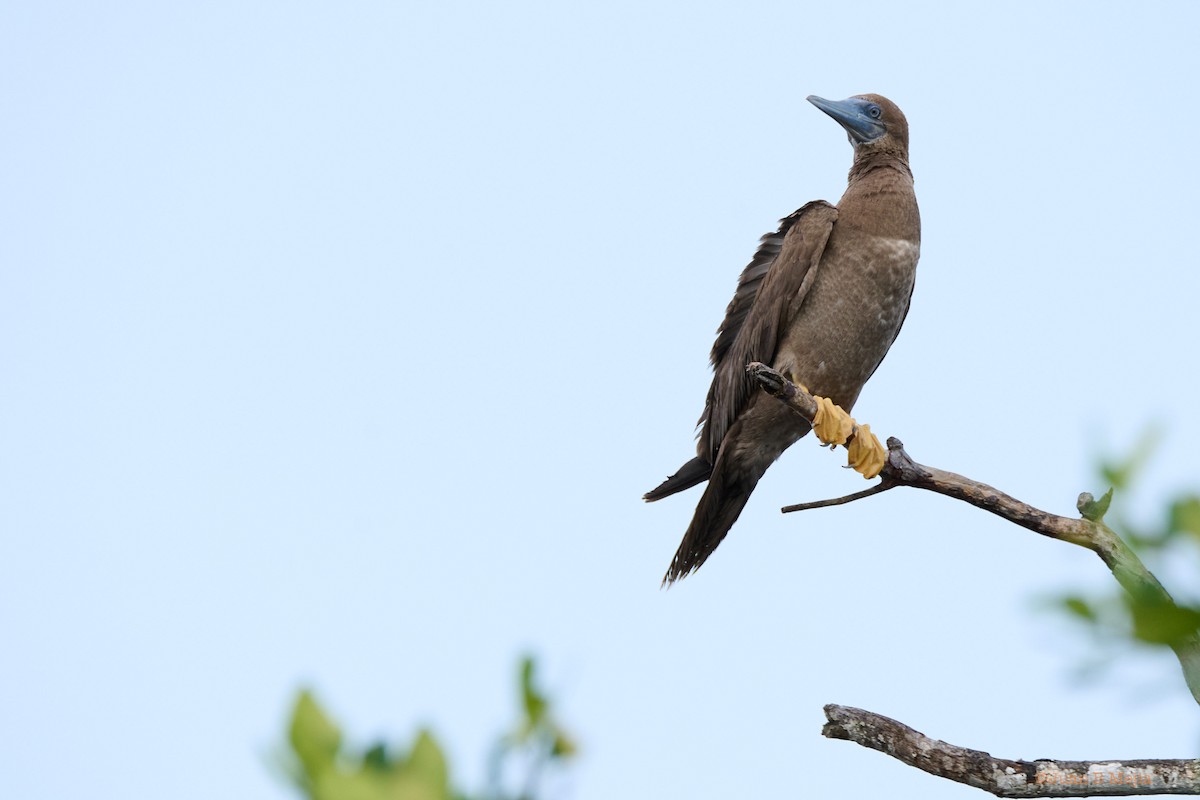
[643,456,712,502]
[661,452,766,585]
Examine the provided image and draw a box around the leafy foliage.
[281,656,575,800]
[1051,432,1200,660]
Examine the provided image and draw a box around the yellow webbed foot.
[811,394,886,479]
[812,396,854,446]
[846,423,886,479]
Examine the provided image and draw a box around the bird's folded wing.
[698,200,838,461]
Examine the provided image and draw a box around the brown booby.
[646,93,920,584]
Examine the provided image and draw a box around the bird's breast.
[773,230,919,410]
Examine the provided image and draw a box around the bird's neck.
[847,150,912,184]
[837,154,920,242]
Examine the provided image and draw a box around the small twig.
[822,704,1200,797]
[781,480,895,513]
[747,363,1200,707]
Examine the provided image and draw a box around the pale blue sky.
[4,2,1200,799]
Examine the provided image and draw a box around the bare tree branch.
[822,704,1200,797]
[746,362,1200,706]
[780,480,895,512]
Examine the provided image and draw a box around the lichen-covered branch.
[822,705,1200,797]
[746,362,1200,706]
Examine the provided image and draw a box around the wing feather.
[696,200,837,461]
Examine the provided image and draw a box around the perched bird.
[646,94,920,584]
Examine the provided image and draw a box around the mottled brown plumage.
[646,94,920,584]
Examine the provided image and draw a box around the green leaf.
[519,656,547,729]
[380,774,449,800]
[363,742,392,773]
[1077,489,1113,522]
[1168,496,1200,541]
[290,690,343,783]
[312,770,390,800]
[550,727,577,759]
[1061,596,1098,622]
[1127,597,1200,646]
[398,729,449,794]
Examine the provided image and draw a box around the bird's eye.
[868,105,882,119]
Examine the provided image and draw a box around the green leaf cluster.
[513,656,576,759]
[280,656,576,800]
[1052,431,1200,656]
[287,690,453,800]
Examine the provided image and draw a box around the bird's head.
[806,93,909,156]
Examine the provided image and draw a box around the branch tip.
[780,481,894,513]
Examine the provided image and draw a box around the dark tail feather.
[643,456,712,502]
[662,458,762,585]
